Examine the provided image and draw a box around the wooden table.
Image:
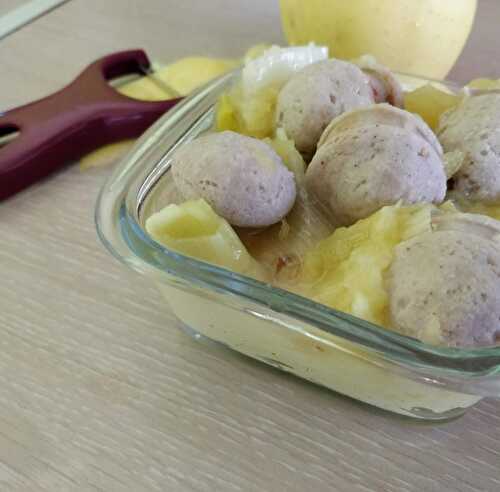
[1,1,499,491]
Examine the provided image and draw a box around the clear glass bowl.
[96,70,500,420]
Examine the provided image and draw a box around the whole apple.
[280,0,477,79]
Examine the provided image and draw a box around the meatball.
[438,94,500,201]
[171,131,296,227]
[275,59,375,157]
[305,107,446,226]
[388,213,500,347]
[438,94,500,149]
[317,104,441,156]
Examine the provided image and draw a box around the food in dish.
[388,212,500,347]
[404,83,459,130]
[146,45,500,349]
[276,59,375,156]
[217,44,328,139]
[170,131,296,227]
[305,104,446,225]
[438,94,500,202]
[145,198,265,278]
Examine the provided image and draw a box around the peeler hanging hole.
[107,70,177,102]
[0,125,20,148]
[108,72,146,90]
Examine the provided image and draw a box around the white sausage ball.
[171,131,297,228]
[276,59,374,157]
[438,95,500,202]
[388,214,500,347]
[306,117,446,226]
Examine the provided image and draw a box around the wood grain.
[1,1,500,491]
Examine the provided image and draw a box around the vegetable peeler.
[0,49,182,200]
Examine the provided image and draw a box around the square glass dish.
[96,70,500,420]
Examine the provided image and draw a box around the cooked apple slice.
[146,199,266,280]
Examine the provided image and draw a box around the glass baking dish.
[96,69,500,420]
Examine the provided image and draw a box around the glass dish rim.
[95,67,500,386]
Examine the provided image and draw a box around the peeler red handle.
[0,49,182,200]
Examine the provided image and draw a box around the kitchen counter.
[1,1,499,491]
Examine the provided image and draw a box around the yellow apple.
[404,84,460,130]
[280,0,477,79]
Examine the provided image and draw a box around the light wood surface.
[1,1,500,491]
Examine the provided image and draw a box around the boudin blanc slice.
[438,94,500,149]
[305,107,446,226]
[275,59,405,158]
[317,103,442,156]
[275,59,375,157]
[171,131,296,228]
[388,213,500,347]
[438,94,500,201]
